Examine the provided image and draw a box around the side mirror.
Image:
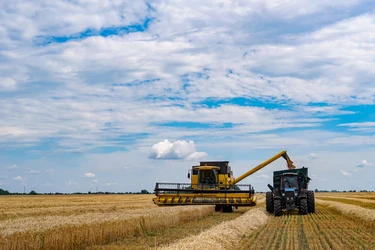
[188,173,190,179]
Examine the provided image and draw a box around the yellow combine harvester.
[153,150,296,212]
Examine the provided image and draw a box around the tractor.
[266,167,315,216]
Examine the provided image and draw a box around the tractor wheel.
[266,192,274,213]
[307,190,315,213]
[215,205,222,212]
[274,199,282,216]
[222,205,234,213]
[299,198,308,215]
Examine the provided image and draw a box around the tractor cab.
[281,173,299,190]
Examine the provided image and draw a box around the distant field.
[1,193,374,249]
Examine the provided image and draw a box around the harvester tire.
[299,198,308,215]
[266,192,274,213]
[274,199,282,216]
[222,205,234,213]
[215,205,222,212]
[307,190,315,213]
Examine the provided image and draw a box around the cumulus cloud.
[307,153,318,160]
[13,176,25,181]
[357,160,372,168]
[259,174,269,179]
[84,172,96,178]
[28,169,39,174]
[6,164,18,170]
[340,170,352,178]
[149,139,207,160]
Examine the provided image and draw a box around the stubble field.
[0,192,374,250]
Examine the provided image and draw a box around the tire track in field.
[238,204,375,250]
[158,204,268,250]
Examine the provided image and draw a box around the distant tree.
[314,189,319,193]
[28,190,37,195]
[140,189,150,194]
[0,188,10,195]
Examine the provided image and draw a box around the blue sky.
[1,0,375,193]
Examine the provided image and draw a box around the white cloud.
[105,182,112,187]
[28,169,39,174]
[6,164,18,170]
[93,179,98,183]
[307,153,318,160]
[13,176,25,181]
[340,170,352,178]
[149,139,207,160]
[0,77,17,91]
[357,160,372,168]
[259,174,269,179]
[84,172,95,178]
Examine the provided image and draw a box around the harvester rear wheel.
[274,199,282,216]
[266,192,274,213]
[299,198,308,215]
[222,205,234,213]
[307,190,315,213]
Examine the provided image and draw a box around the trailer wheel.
[299,198,308,215]
[274,199,282,216]
[266,192,274,213]
[307,190,315,213]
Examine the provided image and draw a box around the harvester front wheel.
[274,199,282,216]
[307,190,315,213]
[215,205,222,212]
[299,198,308,215]
[222,205,234,213]
[266,192,274,213]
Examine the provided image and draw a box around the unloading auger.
[153,150,296,212]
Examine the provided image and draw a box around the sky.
[1,0,375,193]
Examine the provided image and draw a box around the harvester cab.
[153,150,296,213]
[266,168,315,216]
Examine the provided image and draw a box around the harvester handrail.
[233,150,296,184]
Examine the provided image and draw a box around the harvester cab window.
[199,170,218,185]
[282,175,298,190]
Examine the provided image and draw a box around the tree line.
[0,188,152,195]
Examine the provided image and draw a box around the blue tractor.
[266,167,315,216]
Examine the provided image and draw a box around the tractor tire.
[266,192,274,213]
[215,205,222,212]
[274,199,282,216]
[222,205,234,213]
[307,190,315,213]
[299,198,308,215]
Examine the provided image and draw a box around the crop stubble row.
[239,204,375,250]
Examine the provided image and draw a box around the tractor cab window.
[199,170,218,185]
[282,175,298,189]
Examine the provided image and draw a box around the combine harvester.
[153,150,296,212]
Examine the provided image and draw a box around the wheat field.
[0,192,374,250]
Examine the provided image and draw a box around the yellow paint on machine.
[153,194,257,206]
